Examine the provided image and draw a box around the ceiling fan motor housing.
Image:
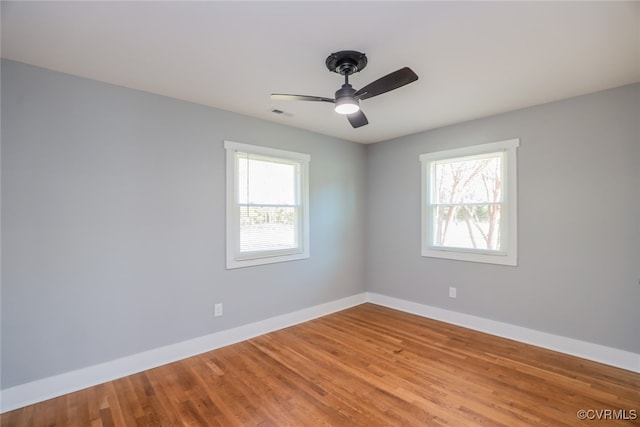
[335,84,357,100]
[334,84,360,114]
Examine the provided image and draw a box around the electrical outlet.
[449,287,457,298]
[214,303,223,317]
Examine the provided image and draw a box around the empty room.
[1,1,639,426]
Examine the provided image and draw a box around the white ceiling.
[2,1,639,144]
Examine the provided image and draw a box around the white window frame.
[225,141,310,269]
[420,139,519,266]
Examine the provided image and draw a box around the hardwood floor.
[2,303,639,426]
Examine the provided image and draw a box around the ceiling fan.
[271,50,418,128]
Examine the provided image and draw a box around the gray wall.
[1,60,367,388]
[366,83,640,353]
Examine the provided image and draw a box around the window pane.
[238,156,297,205]
[433,154,503,204]
[432,204,502,250]
[239,206,297,252]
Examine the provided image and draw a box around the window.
[225,141,310,269]
[420,139,519,266]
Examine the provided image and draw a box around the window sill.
[226,251,309,269]
[421,248,517,266]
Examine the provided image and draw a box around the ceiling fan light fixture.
[334,96,360,115]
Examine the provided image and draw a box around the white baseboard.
[0,293,367,413]
[367,292,640,374]
[2,291,638,413]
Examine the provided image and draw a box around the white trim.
[420,138,519,266]
[418,138,520,163]
[366,292,640,374]
[0,293,367,414]
[3,292,638,413]
[223,141,310,163]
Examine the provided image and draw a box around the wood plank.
[2,303,638,426]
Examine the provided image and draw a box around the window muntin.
[420,139,518,265]
[225,141,309,269]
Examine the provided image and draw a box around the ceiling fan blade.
[347,110,369,128]
[271,94,334,103]
[354,67,418,100]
